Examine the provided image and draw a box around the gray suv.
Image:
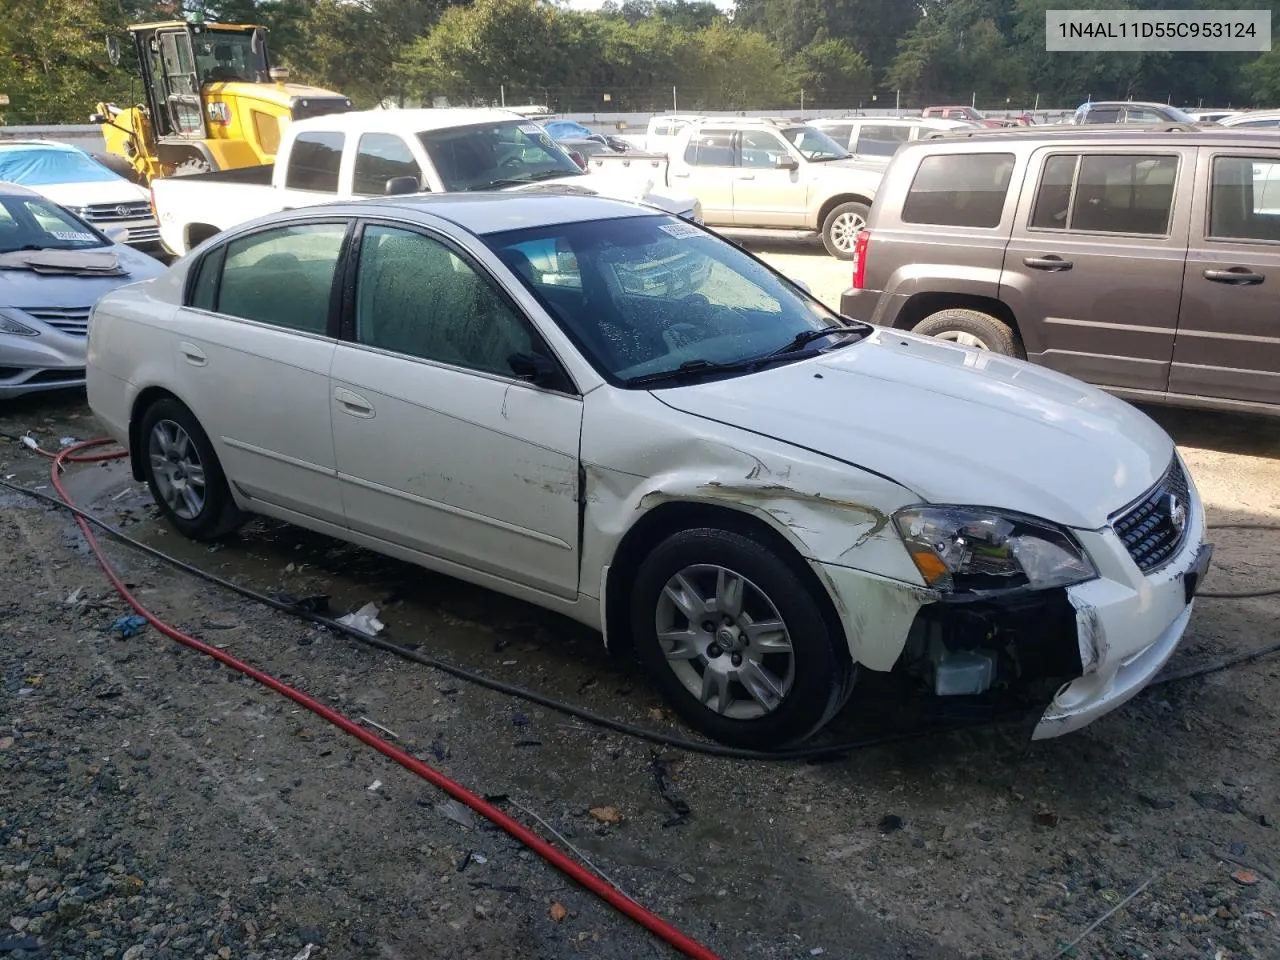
[840,128,1280,415]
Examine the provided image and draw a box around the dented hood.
[653,330,1174,530]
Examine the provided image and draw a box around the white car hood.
[30,180,149,209]
[653,330,1173,530]
[509,175,696,217]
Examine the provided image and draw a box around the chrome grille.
[80,202,152,223]
[1111,458,1191,573]
[23,306,91,337]
[124,225,160,242]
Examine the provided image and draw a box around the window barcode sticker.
[518,124,543,134]
[658,222,702,239]
[52,231,96,242]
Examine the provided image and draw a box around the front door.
[157,29,206,140]
[330,222,584,598]
[1170,150,1280,406]
[1001,147,1193,392]
[676,129,736,224]
[173,218,349,525]
[732,129,806,227]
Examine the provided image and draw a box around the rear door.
[675,129,736,224]
[1170,148,1280,406]
[1000,146,1194,392]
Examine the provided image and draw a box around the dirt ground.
[2,244,1279,960]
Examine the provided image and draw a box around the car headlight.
[0,311,39,337]
[893,506,1096,593]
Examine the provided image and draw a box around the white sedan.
[86,194,1212,748]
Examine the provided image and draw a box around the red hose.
[48,438,722,960]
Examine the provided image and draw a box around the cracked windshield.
[484,215,856,385]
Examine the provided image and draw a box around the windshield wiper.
[623,358,759,388]
[766,325,863,357]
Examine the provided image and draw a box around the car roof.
[901,126,1280,151]
[337,192,661,236]
[0,181,45,199]
[289,108,529,137]
[1224,110,1280,121]
[1080,101,1174,109]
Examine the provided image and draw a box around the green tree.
[787,35,871,107]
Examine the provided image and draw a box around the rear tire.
[139,399,243,541]
[821,201,870,260]
[913,308,1023,357]
[630,527,852,749]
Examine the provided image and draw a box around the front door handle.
[736,174,756,181]
[334,387,375,419]
[671,171,690,178]
[1204,267,1264,285]
[178,341,207,366]
[1023,255,1073,272]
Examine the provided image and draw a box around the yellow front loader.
[92,19,352,183]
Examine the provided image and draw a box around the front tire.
[630,528,851,749]
[913,307,1024,357]
[139,399,243,540]
[821,201,870,260]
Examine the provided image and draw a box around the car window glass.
[484,216,839,384]
[188,246,223,311]
[901,153,1016,228]
[0,196,105,253]
[217,223,345,333]
[355,225,533,376]
[653,123,670,137]
[1030,154,1079,229]
[819,123,854,146]
[855,124,911,156]
[1125,107,1160,123]
[1071,154,1177,234]
[1089,107,1122,124]
[352,133,422,196]
[739,130,788,168]
[1236,118,1280,128]
[285,131,344,192]
[683,130,735,166]
[1210,156,1280,242]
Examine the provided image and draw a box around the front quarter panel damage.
[578,389,927,665]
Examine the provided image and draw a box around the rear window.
[683,131,735,167]
[901,153,1015,228]
[286,131,344,192]
[1030,153,1178,235]
[855,124,911,157]
[1210,156,1280,242]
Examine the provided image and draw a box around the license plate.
[1184,544,1214,603]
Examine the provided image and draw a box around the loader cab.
[133,22,268,142]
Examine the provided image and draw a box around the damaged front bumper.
[815,478,1211,740]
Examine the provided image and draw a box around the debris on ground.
[652,756,691,827]
[270,592,332,614]
[878,814,904,834]
[336,601,384,636]
[108,614,147,638]
[1034,807,1061,828]
[549,902,568,923]
[1232,869,1260,886]
[437,798,478,830]
[588,805,622,825]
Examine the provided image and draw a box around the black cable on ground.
[0,475,1012,761]
[2,473,1277,759]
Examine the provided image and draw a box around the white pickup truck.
[585,117,884,259]
[150,108,700,255]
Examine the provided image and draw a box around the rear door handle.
[736,174,755,181]
[178,341,207,366]
[1204,267,1264,285]
[1023,256,1073,272]
[334,387,375,419]
[671,171,690,178]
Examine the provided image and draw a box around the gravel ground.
[2,245,1280,960]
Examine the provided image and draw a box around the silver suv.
[840,128,1280,415]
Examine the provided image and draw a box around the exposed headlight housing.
[894,506,1096,594]
[0,311,39,337]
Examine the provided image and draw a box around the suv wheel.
[630,528,852,749]
[913,308,1024,357]
[140,398,244,540]
[821,201,870,260]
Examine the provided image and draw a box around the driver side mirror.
[508,352,568,391]
[775,155,799,171]
[383,176,421,196]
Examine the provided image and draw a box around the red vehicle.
[920,105,985,123]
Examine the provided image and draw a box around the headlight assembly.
[0,311,39,337]
[894,506,1096,594]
